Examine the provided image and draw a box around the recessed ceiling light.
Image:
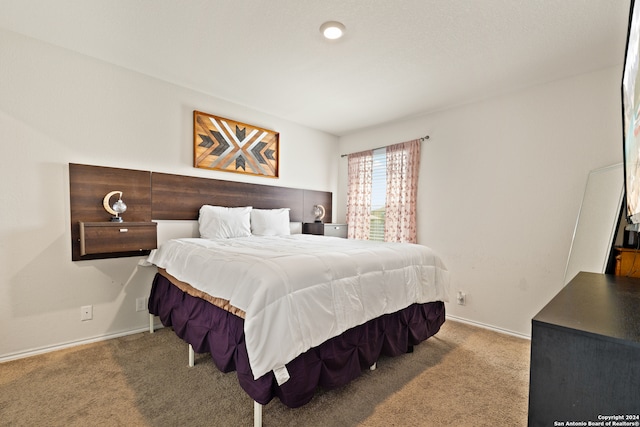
[320,21,345,40]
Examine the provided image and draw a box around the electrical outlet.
[136,297,147,312]
[456,291,466,306]
[81,305,93,321]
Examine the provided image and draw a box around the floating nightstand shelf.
[302,223,347,238]
[79,221,157,256]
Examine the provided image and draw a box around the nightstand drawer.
[324,224,347,238]
[79,222,157,256]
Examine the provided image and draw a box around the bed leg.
[370,362,377,371]
[254,401,262,427]
[149,314,154,334]
[188,344,195,367]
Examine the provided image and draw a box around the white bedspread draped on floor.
[146,234,449,383]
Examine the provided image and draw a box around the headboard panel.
[302,190,333,223]
[150,172,331,222]
[69,163,332,260]
[152,173,308,221]
[69,163,153,261]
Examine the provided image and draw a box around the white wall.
[0,29,339,359]
[0,25,622,357]
[337,67,623,336]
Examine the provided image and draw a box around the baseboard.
[0,322,164,364]
[446,314,531,340]
[2,315,527,363]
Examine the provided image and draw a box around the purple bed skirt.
[148,273,445,408]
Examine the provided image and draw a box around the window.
[369,148,386,241]
[346,140,420,243]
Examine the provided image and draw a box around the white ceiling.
[0,0,632,136]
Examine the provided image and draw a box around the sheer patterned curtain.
[384,140,420,243]
[346,150,373,240]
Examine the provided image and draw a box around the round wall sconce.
[103,191,127,222]
[313,204,326,222]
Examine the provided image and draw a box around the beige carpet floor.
[0,320,530,426]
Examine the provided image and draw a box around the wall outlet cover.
[81,305,93,321]
[136,297,147,312]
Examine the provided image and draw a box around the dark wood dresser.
[528,272,640,426]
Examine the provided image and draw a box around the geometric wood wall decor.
[193,110,279,178]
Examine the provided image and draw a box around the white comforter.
[146,234,449,383]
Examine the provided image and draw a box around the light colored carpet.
[0,320,530,426]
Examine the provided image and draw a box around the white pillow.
[250,208,291,236]
[198,205,252,239]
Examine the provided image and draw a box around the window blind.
[370,148,386,241]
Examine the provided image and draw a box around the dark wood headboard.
[150,172,331,222]
[69,163,332,260]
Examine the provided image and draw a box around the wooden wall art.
[194,111,279,178]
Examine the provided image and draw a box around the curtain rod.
[340,135,429,158]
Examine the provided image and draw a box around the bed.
[68,164,450,426]
[145,206,450,426]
